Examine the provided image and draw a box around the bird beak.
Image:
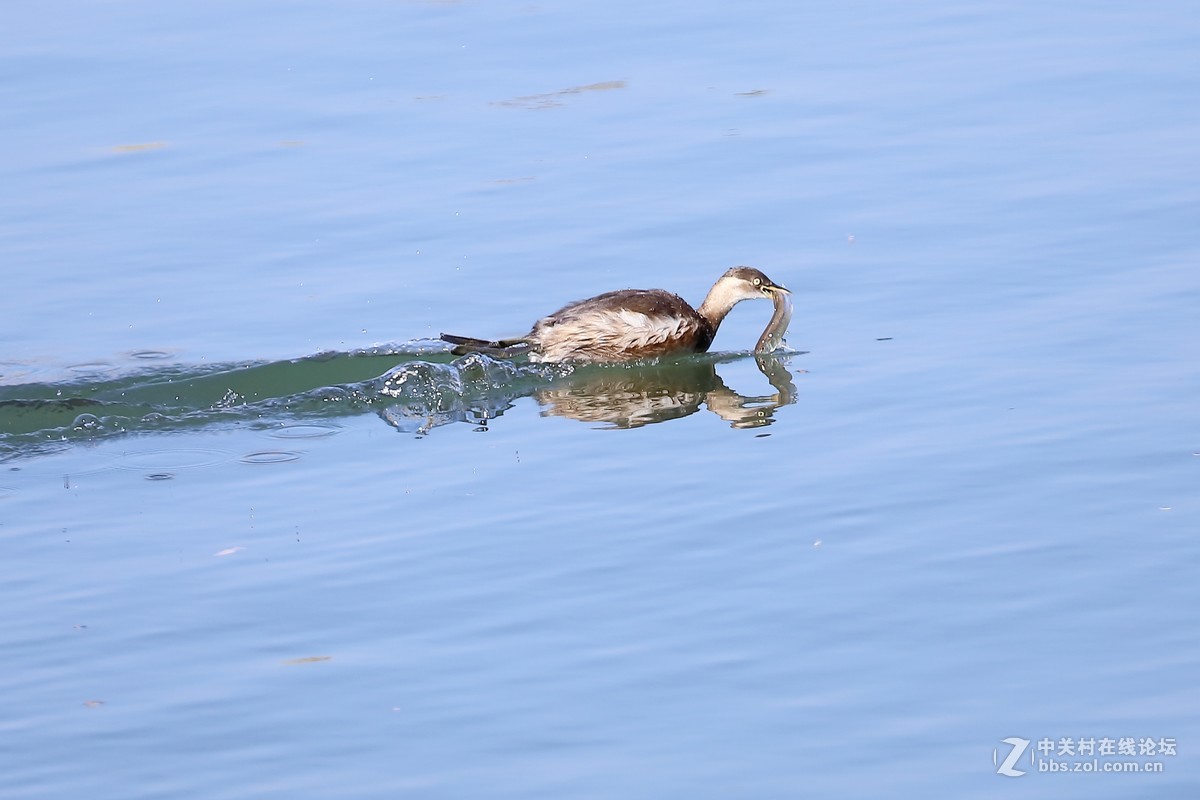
[765,282,790,295]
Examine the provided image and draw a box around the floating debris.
[494,80,626,109]
[111,141,166,154]
[284,655,332,665]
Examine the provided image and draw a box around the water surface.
[3,1,1198,798]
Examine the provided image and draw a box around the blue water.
[3,1,1199,797]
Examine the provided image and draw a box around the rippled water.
[4,1,1199,798]
[0,346,798,457]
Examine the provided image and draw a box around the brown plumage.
[441,266,790,363]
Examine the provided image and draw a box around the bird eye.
[752,277,762,287]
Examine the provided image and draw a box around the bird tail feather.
[440,333,531,358]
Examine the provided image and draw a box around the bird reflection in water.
[533,354,798,429]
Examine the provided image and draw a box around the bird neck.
[696,281,744,330]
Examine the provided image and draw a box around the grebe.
[441,266,791,363]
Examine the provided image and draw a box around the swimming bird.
[441,266,791,363]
